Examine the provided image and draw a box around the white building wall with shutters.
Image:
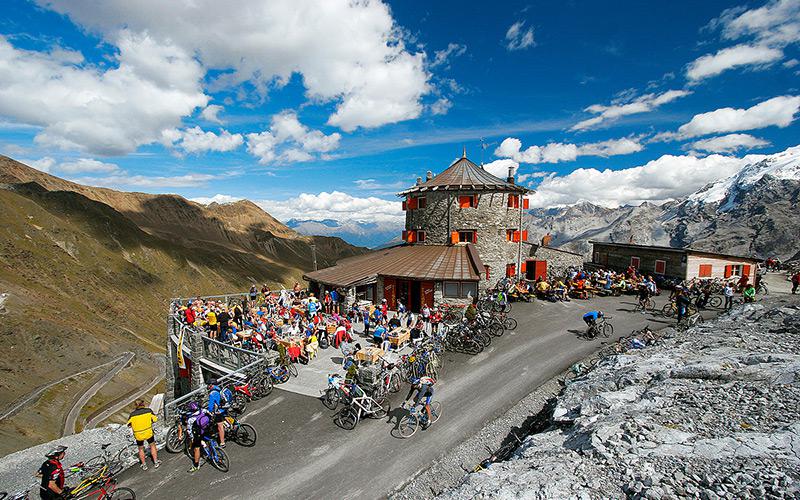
[685,254,757,281]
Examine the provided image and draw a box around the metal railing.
[201,335,263,371]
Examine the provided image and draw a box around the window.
[725,264,743,277]
[406,197,417,210]
[458,195,477,208]
[443,281,478,298]
[698,264,712,277]
[522,198,530,209]
[506,229,515,241]
[416,230,426,242]
[401,230,417,243]
[506,263,516,278]
[508,194,519,208]
[416,196,427,209]
[458,230,476,243]
[484,265,490,280]
[654,259,666,275]
[630,256,640,269]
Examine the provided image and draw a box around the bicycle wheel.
[108,487,136,500]
[489,323,504,337]
[647,299,657,312]
[209,446,230,472]
[165,426,183,453]
[371,398,389,419]
[83,455,105,474]
[602,323,614,338]
[235,424,257,447]
[288,363,298,378]
[398,413,419,438]
[322,387,340,410]
[389,374,401,394]
[708,295,722,308]
[232,394,248,414]
[429,401,442,423]
[335,407,358,430]
[503,317,518,330]
[260,377,274,397]
[277,371,289,384]
[661,303,675,318]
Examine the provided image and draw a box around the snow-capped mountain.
[285,218,399,248]
[527,146,800,260]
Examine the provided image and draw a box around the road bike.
[397,401,442,438]
[582,316,613,340]
[334,385,388,430]
[68,465,135,499]
[661,301,698,318]
[634,296,656,313]
[81,442,134,477]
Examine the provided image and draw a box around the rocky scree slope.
[526,146,800,260]
[442,296,800,499]
[0,156,363,456]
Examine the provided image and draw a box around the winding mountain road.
[118,292,721,499]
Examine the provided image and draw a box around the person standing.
[37,445,68,499]
[127,400,160,470]
[792,271,800,295]
[723,283,734,310]
[676,290,691,324]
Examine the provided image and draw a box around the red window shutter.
[698,264,712,278]
[724,265,732,278]
[485,265,490,280]
[473,232,478,243]
[512,231,520,242]
[506,264,516,277]
[408,231,416,243]
[408,198,417,210]
[506,230,513,241]
[522,198,529,209]
[402,200,407,211]
[521,261,527,273]
[521,230,528,241]
[451,231,459,244]
[401,230,408,242]
[473,194,479,207]
[417,231,426,242]
[459,196,471,208]
[742,264,751,278]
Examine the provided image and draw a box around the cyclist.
[37,445,70,499]
[636,284,650,313]
[186,401,212,473]
[582,311,603,337]
[402,376,435,427]
[207,380,227,448]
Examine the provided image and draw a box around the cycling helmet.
[598,311,604,318]
[45,445,67,458]
[187,401,200,412]
[207,378,218,390]
[409,376,420,385]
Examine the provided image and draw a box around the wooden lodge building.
[590,241,760,282]
[304,153,530,311]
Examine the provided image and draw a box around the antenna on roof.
[462,145,466,158]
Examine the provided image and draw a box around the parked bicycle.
[334,384,388,430]
[67,464,135,499]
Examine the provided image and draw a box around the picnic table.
[356,346,385,364]
[388,328,410,349]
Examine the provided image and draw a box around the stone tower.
[398,153,529,289]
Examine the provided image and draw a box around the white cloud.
[483,159,519,179]
[37,0,431,132]
[162,126,243,154]
[571,89,691,131]
[430,97,453,116]
[713,0,800,47]
[495,136,643,164]
[784,58,799,68]
[191,194,243,205]
[676,95,800,138]
[505,21,535,51]
[686,44,783,81]
[245,110,341,164]
[528,152,766,208]
[22,156,56,173]
[0,32,208,155]
[200,104,224,124]
[688,133,770,153]
[256,191,404,226]
[431,43,466,68]
[74,172,230,189]
[57,158,121,174]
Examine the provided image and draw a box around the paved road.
[63,352,134,435]
[117,293,715,499]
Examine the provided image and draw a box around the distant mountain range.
[526,146,800,262]
[286,218,400,248]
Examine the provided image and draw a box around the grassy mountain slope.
[0,157,363,455]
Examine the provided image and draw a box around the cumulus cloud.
[245,110,341,164]
[505,21,535,51]
[200,104,224,124]
[571,89,691,131]
[37,0,430,132]
[57,158,121,174]
[191,194,243,205]
[430,97,453,116]
[430,43,466,68]
[74,172,231,189]
[688,133,770,153]
[256,191,404,225]
[22,157,56,173]
[0,32,207,155]
[482,159,519,179]
[495,137,643,164]
[162,126,243,154]
[528,152,767,208]
[686,44,783,81]
[675,95,800,138]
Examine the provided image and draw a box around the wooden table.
[388,328,410,349]
[356,346,385,364]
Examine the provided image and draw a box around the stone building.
[304,152,529,311]
[526,244,584,279]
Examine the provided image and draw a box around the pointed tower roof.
[398,155,527,195]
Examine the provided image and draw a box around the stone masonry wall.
[529,244,585,278]
[406,190,523,288]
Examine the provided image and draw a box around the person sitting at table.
[388,316,401,329]
[334,322,349,349]
[372,324,387,346]
[305,333,319,360]
[535,279,551,298]
[553,279,569,301]
[410,318,424,344]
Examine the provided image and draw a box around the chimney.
[416,176,422,185]
[507,166,515,184]
[426,170,433,181]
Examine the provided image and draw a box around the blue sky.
[0,0,798,228]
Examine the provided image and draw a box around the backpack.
[221,387,233,404]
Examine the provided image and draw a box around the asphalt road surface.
[117,293,717,499]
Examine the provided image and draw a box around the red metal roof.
[303,244,482,287]
[399,156,527,195]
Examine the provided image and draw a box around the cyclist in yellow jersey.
[127,400,160,470]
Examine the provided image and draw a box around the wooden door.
[383,278,396,309]
[421,281,435,308]
[534,260,548,281]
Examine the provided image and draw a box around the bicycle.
[221,414,257,447]
[582,316,613,340]
[397,401,442,438]
[661,301,698,318]
[82,442,134,477]
[634,297,655,313]
[198,434,229,472]
[68,466,135,499]
[334,385,388,430]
